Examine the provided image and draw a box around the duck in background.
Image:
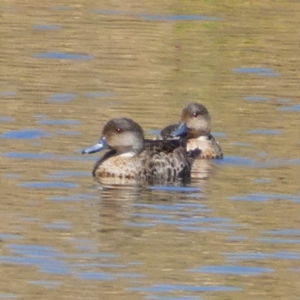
[157,102,223,159]
[82,117,199,185]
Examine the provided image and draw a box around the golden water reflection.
[1,1,300,299]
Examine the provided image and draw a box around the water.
[1,1,300,300]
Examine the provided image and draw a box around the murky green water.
[1,1,299,299]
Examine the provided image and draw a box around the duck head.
[82,118,144,156]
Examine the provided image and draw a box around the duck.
[157,102,223,159]
[82,118,199,185]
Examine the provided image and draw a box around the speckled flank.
[93,147,191,185]
[83,118,195,185]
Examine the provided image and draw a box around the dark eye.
[193,112,198,117]
[115,127,122,133]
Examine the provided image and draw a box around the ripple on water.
[43,221,72,230]
[2,152,89,162]
[0,91,17,97]
[224,251,300,262]
[49,194,98,202]
[261,229,300,236]
[252,178,271,184]
[76,272,116,281]
[0,129,49,139]
[18,181,78,189]
[228,192,300,203]
[278,104,300,111]
[50,6,72,10]
[91,10,221,22]
[257,237,300,244]
[29,280,61,289]
[214,155,257,166]
[0,116,14,122]
[145,296,200,300]
[188,265,274,275]
[244,95,270,102]
[0,293,19,299]
[47,93,76,103]
[232,67,279,76]
[32,24,61,30]
[148,186,201,193]
[82,91,116,98]
[34,52,93,60]
[247,129,281,135]
[128,284,241,293]
[36,119,81,125]
[45,170,89,179]
[179,226,234,233]
[0,244,72,275]
[0,234,23,241]
[137,14,221,21]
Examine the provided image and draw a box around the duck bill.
[82,137,108,154]
[170,122,189,137]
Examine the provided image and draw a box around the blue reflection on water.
[43,221,72,230]
[91,10,221,22]
[224,251,300,262]
[262,229,300,236]
[0,129,49,139]
[82,91,116,98]
[55,130,81,136]
[247,129,281,135]
[45,170,89,179]
[0,243,127,280]
[0,293,18,299]
[0,244,72,275]
[32,24,61,30]
[132,213,173,220]
[137,14,221,21]
[180,226,234,233]
[257,238,300,244]
[47,93,76,103]
[2,152,91,162]
[77,272,116,280]
[146,296,200,300]
[278,104,300,111]
[149,186,201,193]
[0,116,14,122]
[0,91,17,97]
[29,280,61,288]
[244,96,269,102]
[124,221,155,228]
[189,265,273,275]
[0,234,23,240]
[228,193,300,202]
[128,284,241,292]
[50,6,72,10]
[19,181,78,189]
[37,119,81,125]
[252,178,271,184]
[233,67,279,76]
[34,52,93,60]
[49,194,98,201]
[215,155,256,166]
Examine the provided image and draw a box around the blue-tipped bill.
[170,122,189,137]
[82,137,108,154]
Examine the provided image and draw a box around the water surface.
[1,1,299,299]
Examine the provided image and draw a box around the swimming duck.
[157,102,223,159]
[82,118,198,185]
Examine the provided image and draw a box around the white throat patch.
[119,152,135,157]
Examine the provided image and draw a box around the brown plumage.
[82,118,199,185]
[157,102,223,159]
